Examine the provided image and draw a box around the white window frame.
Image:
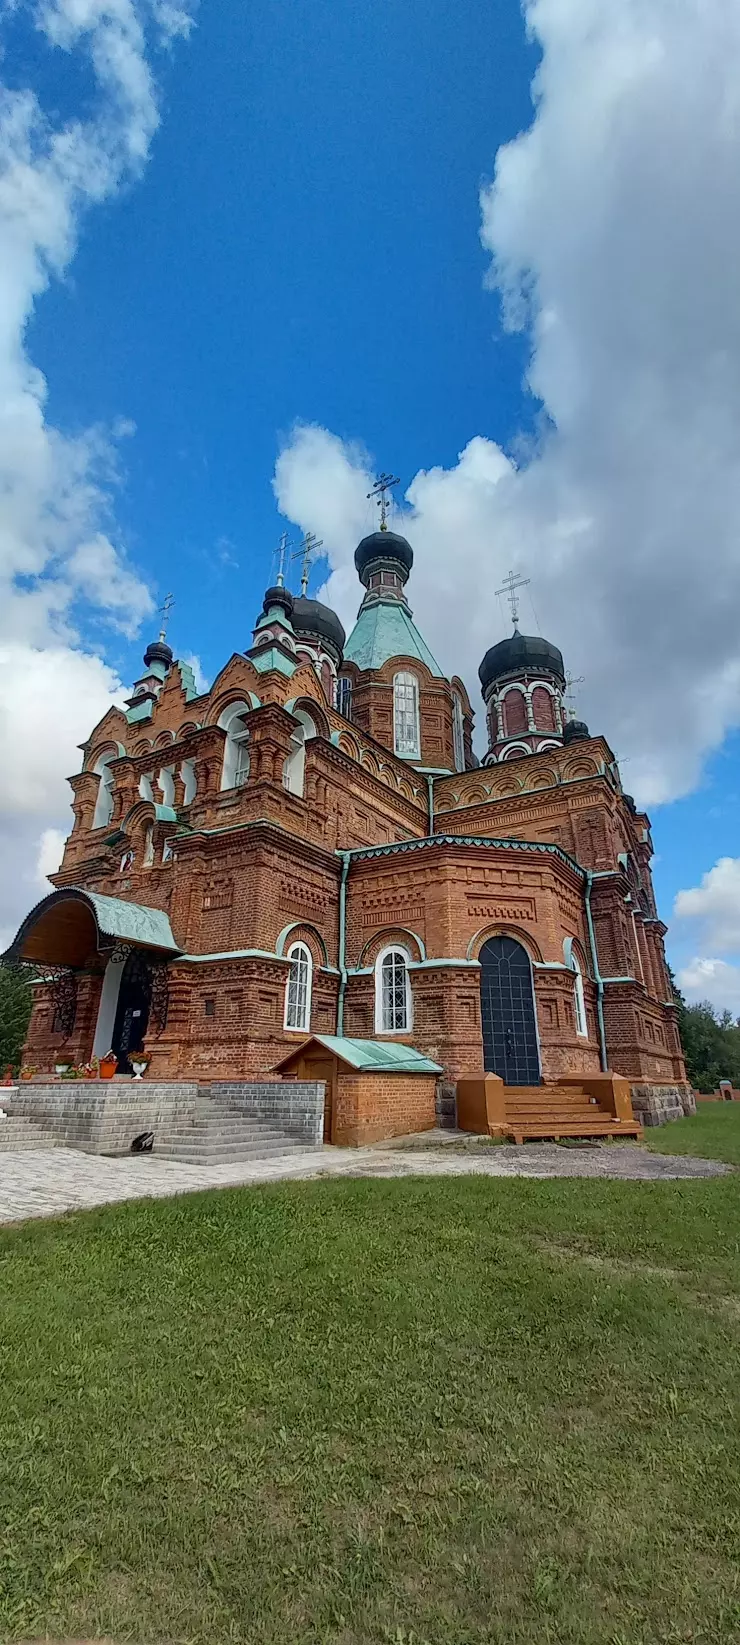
[92,751,116,829]
[283,709,316,797]
[393,672,420,759]
[375,945,412,1034]
[219,701,252,791]
[284,941,313,1032]
[572,951,588,1037]
[452,693,465,772]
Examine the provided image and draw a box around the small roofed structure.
[274,1034,442,1147]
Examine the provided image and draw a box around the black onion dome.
[143,638,173,670]
[479,631,565,693]
[292,596,346,655]
[562,719,590,743]
[355,529,413,583]
[262,584,294,618]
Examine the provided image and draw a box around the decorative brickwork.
[8,543,686,1135]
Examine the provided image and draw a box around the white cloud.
[0,0,193,943]
[677,956,740,1015]
[674,857,740,954]
[36,827,66,888]
[275,0,740,806]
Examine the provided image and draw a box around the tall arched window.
[572,951,588,1037]
[283,710,316,797]
[92,751,116,829]
[531,685,556,732]
[452,693,465,772]
[284,942,312,1031]
[503,688,528,737]
[219,701,252,790]
[375,946,412,1033]
[393,672,420,758]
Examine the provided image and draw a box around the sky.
[2,0,740,1010]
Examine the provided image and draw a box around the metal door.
[479,936,540,1085]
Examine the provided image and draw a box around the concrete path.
[0,1135,730,1225]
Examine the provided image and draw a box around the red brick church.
[5,517,689,1141]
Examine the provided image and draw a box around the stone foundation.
[9,1079,325,1154]
[630,1083,696,1127]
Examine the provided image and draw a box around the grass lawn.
[2,1175,740,1644]
[646,1099,740,1165]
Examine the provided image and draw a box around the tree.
[670,968,740,1091]
[0,965,33,1074]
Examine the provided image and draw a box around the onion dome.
[262,585,294,620]
[562,718,590,743]
[292,596,346,658]
[355,529,413,587]
[479,631,565,694]
[143,637,173,670]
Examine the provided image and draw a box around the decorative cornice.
[343,832,585,879]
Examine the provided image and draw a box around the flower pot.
[55,1062,72,1076]
[99,1059,117,1081]
[130,1059,149,1082]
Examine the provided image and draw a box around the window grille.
[377,948,410,1032]
[285,942,312,1031]
[393,673,420,758]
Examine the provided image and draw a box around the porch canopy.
[2,887,181,970]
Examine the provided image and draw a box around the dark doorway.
[479,936,540,1085]
[111,951,152,1074]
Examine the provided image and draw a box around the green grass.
[2,1175,740,1644]
[646,1099,740,1165]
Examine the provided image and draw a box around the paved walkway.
[0,1136,729,1225]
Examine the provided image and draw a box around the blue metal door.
[479,936,540,1085]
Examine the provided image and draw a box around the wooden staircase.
[502,1083,642,1144]
[456,1071,642,1143]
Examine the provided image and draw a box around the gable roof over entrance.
[274,1034,442,1075]
[2,887,180,969]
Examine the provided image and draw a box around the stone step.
[158,1124,298,1144]
[0,1117,59,1150]
[153,1139,307,1165]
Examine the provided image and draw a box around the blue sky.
[3,0,740,1001]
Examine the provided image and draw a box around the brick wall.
[333,1071,438,1147]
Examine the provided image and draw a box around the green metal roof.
[72,889,180,952]
[126,699,153,725]
[291,1035,442,1074]
[343,599,443,675]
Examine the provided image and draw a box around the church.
[5,506,689,1144]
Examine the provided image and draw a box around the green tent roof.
[277,1035,442,1074]
[343,600,443,676]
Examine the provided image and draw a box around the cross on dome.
[495,568,530,629]
[367,471,400,531]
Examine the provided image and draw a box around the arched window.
[92,751,117,829]
[572,951,588,1037]
[219,701,252,790]
[284,942,312,1031]
[143,822,155,867]
[283,710,316,797]
[531,685,556,732]
[375,946,412,1034]
[452,694,465,772]
[503,688,528,737]
[393,672,420,758]
[180,759,197,804]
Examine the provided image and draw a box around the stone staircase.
[502,1083,642,1144]
[0,1101,60,1151]
[152,1091,312,1166]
